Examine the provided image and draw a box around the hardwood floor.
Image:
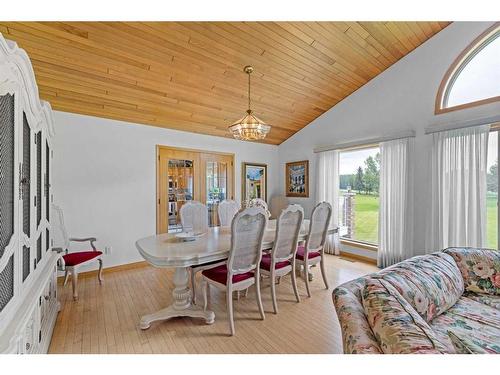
[48,255,378,354]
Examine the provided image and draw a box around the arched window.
[436,23,500,114]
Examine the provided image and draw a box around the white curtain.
[427,125,490,250]
[378,137,414,268]
[316,150,340,255]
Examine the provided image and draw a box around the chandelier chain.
[248,70,251,111]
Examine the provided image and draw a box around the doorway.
[157,146,235,234]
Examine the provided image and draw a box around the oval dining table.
[136,219,338,330]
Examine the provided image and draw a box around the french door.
[157,146,234,234]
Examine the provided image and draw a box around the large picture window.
[338,145,380,246]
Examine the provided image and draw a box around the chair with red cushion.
[260,204,303,314]
[52,204,103,300]
[201,206,267,336]
[295,201,332,297]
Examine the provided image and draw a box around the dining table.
[135,219,338,330]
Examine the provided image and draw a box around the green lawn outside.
[341,191,379,245]
[487,193,498,249]
[342,192,498,249]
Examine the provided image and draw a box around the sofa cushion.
[430,296,500,354]
[444,247,500,296]
[463,291,500,310]
[361,277,448,354]
[378,252,464,322]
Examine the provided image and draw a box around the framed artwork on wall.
[285,160,309,197]
[242,162,267,202]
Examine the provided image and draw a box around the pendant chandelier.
[228,65,271,141]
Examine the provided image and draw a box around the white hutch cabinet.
[0,32,59,354]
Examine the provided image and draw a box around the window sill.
[340,239,378,252]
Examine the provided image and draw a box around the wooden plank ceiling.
[0,22,449,144]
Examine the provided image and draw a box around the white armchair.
[51,204,103,301]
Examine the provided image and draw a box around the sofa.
[332,247,500,354]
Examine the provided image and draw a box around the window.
[338,145,380,246]
[487,130,499,249]
[436,24,500,113]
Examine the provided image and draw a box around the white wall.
[53,112,279,270]
[277,21,500,256]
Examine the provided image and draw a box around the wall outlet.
[104,246,112,255]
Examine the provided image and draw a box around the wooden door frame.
[156,145,235,234]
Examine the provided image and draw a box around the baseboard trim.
[339,251,377,265]
[340,239,378,252]
[57,260,149,283]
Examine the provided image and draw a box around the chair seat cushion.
[260,254,291,271]
[295,246,321,260]
[63,251,102,266]
[202,264,254,285]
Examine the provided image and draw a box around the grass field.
[487,193,498,249]
[341,192,379,245]
[343,192,498,248]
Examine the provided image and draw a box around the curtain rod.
[313,130,416,153]
[424,114,500,135]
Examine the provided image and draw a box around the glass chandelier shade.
[228,66,271,141]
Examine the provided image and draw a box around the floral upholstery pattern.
[332,277,382,354]
[332,248,500,354]
[447,331,475,354]
[443,247,500,295]
[463,291,500,310]
[361,278,448,354]
[430,296,500,354]
[377,253,464,322]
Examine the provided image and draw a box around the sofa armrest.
[332,281,382,354]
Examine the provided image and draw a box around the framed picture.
[285,160,309,197]
[242,162,267,202]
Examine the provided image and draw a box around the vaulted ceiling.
[0,22,450,144]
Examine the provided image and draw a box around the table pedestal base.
[140,266,215,330]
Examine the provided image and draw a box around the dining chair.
[201,206,268,336]
[217,199,240,226]
[295,201,332,297]
[51,204,103,301]
[269,195,289,219]
[260,204,303,314]
[179,201,209,233]
[179,201,225,304]
[249,198,268,210]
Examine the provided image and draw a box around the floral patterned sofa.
[332,248,500,354]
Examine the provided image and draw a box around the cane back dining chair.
[217,199,240,227]
[295,201,332,297]
[51,204,103,300]
[260,204,303,314]
[179,201,209,234]
[201,206,268,336]
[180,201,225,305]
